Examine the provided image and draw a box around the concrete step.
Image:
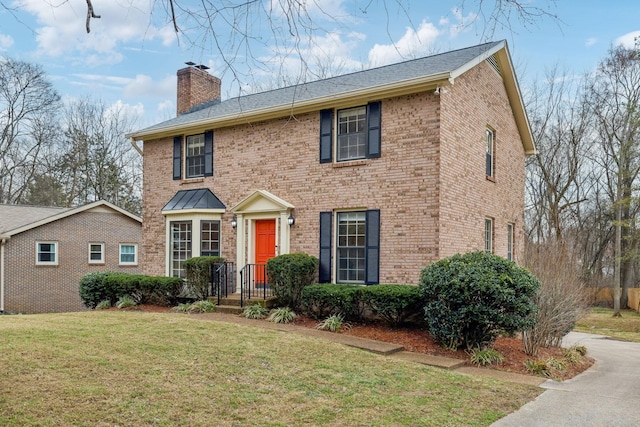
[215,305,244,315]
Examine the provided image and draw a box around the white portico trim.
[230,190,295,292]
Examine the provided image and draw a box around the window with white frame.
[486,128,494,178]
[119,244,138,265]
[337,106,367,161]
[484,218,493,253]
[336,211,366,283]
[200,220,220,257]
[170,221,192,278]
[89,243,105,264]
[36,241,58,265]
[507,223,514,261]
[186,134,205,178]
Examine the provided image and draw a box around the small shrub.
[268,307,297,324]
[316,314,350,332]
[545,357,567,372]
[79,271,115,308]
[524,359,551,377]
[267,253,318,311]
[243,304,269,319]
[187,300,216,313]
[468,348,504,366]
[420,251,540,350]
[116,295,136,309]
[171,303,192,313]
[562,347,583,365]
[572,345,587,356]
[95,300,112,310]
[184,256,226,300]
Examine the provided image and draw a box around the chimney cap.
[195,64,210,70]
[185,61,196,66]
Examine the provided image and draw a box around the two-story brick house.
[129,40,534,291]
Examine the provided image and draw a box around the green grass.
[0,311,540,426]
[574,307,640,342]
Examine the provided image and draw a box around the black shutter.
[319,109,333,163]
[365,209,380,285]
[367,101,381,158]
[204,131,214,177]
[173,136,182,180]
[319,211,333,283]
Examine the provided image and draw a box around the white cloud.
[368,20,440,67]
[0,34,14,51]
[16,0,176,65]
[445,7,477,38]
[585,37,597,47]
[615,31,640,48]
[66,72,175,100]
[105,99,144,122]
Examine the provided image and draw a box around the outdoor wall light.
[231,216,237,229]
[288,213,295,227]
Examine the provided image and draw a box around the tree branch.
[86,0,101,33]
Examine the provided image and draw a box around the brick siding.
[3,211,141,314]
[142,61,525,284]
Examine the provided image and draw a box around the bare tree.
[587,44,640,315]
[54,98,142,214]
[0,58,61,204]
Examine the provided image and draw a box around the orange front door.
[255,219,276,284]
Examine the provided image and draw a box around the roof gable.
[129,40,534,155]
[0,201,141,238]
[231,190,294,214]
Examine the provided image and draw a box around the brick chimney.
[176,66,221,116]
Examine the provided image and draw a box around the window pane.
[337,107,367,161]
[201,220,220,257]
[120,245,136,263]
[171,221,192,277]
[337,212,366,283]
[485,219,493,253]
[186,134,205,178]
[38,243,56,263]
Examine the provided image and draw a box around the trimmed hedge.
[79,272,183,308]
[419,251,540,350]
[267,253,318,310]
[184,256,226,299]
[301,284,424,324]
[360,285,424,325]
[301,284,364,320]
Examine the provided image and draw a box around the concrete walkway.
[491,332,640,427]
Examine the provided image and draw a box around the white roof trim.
[0,200,141,238]
[231,190,295,213]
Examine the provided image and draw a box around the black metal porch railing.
[209,262,235,305]
[239,264,273,306]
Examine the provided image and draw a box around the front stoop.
[208,295,276,315]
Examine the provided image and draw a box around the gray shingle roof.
[0,205,71,235]
[134,41,502,135]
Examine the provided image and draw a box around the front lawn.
[574,307,640,342]
[0,311,540,426]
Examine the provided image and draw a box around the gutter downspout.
[1,237,7,313]
[130,138,143,155]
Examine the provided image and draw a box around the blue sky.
[1,1,639,128]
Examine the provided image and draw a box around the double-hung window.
[200,220,221,257]
[507,223,514,261]
[484,218,493,253]
[119,244,138,265]
[486,129,494,178]
[36,241,58,265]
[319,101,381,163]
[173,131,214,180]
[170,221,192,278]
[319,210,380,285]
[89,243,105,264]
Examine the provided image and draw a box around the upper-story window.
[337,107,367,161]
[319,101,381,163]
[486,128,494,178]
[173,131,214,180]
[186,134,205,178]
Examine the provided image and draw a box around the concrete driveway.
[492,331,640,427]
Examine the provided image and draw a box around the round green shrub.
[419,251,540,350]
[267,253,318,311]
[184,256,226,299]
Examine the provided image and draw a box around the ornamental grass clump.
[242,303,269,319]
[420,251,540,350]
[268,307,297,324]
[316,314,350,332]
